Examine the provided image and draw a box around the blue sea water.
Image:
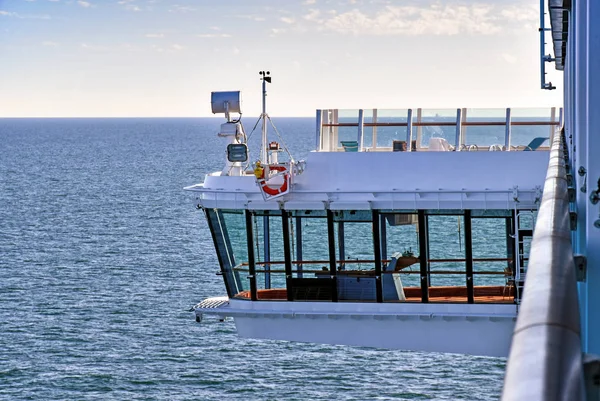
[0,118,506,400]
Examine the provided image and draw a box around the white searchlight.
[210,90,247,176]
[211,91,242,122]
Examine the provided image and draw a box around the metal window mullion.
[282,210,293,301]
[204,209,234,298]
[418,210,429,303]
[326,209,338,302]
[464,210,474,304]
[245,210,258,301]
[372,210,383,303]
[296,216,303,278]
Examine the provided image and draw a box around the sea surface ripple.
[0,118,505,400]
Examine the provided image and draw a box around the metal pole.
[282,210,293,301]
[505,108,512,150]
[464,210,474,304]
[327,209,338,302]
[261,75,267,163]
[263,215,270,289]
[245,210,258,301]
[372,210,383,303]
[418,210,429,302]
[358,109,364,151]
[295,216,303,278]
[407,109,414,152]
[455,108,462,150]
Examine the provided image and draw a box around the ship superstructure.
[186,73,562,357]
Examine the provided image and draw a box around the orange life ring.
[259,164,289,196]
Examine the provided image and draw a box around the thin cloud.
[169,5,195,13]
[297,4,537,36]
[42,41,59,47]
[78,1,92,8]
[196,33,232,38]
[280,17,294,24]
[1,10,51,19]
[145,33,165,38]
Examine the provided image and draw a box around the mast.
[259,70,271,164]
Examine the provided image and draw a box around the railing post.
[505,108,512,151]
[455,108,462,150]
[358,109,364,152]
[372,108,378,151]
[461,108,467,149]
[407,109,414,152]
[416,108,422,149]
[315,109,323,151]
[331,109,339,152]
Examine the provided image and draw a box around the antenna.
[259,71,271,163]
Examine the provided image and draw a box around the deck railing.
[315,107,562,152]
[501,130,584,400]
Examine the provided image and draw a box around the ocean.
[0,117,506,400]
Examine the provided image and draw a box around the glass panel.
[382,214,420,301]
[253,213,286,295]
[462,108,506,149]
[510,108,554,148]
[206,209,249,298]
[337,221,376,301]
[414,109,456,149]
[427,215,465,291]
[372,109,409,149]
[471,218,510,289]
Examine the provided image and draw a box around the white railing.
[315,107,562,153]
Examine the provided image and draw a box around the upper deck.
[186,107,562,211]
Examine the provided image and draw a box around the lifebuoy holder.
[256,164,290,198]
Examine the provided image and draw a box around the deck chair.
[340,140,358,152]
[382,253,406,301]
[524,137,548,151]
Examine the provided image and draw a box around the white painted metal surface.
[197,298,516,356]
[185,151,548,211]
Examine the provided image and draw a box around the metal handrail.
[501,130,584,400]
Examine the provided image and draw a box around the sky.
[0,0,564,117]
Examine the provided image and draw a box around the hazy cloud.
[296,4,536,36]
[169,5,195,13]
[78,1,92,8]
[145,33,165,38]
[197,33,232,38]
